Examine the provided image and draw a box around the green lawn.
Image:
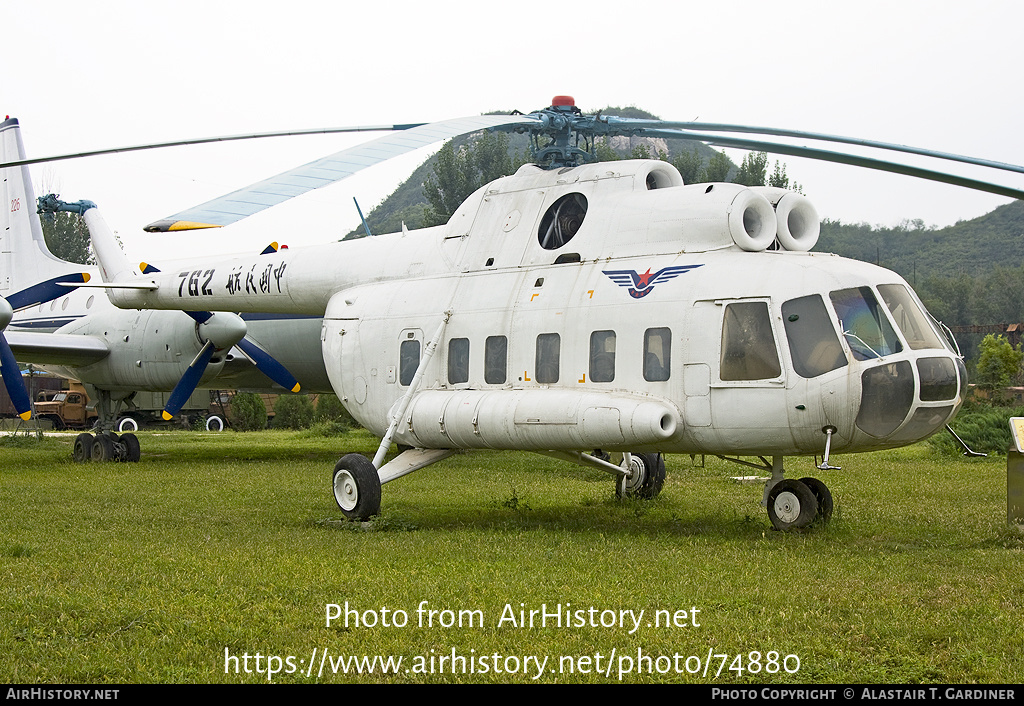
[1,430,1021,683]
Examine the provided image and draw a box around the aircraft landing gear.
[332,453,381,520]
[615,452,666,499]
[74,432,141,463]
[766,479,818,531]
[724,456,834,531]
[73,433,93,462]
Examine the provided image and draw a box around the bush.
[273,394,315,430]
[230,393,267,432]
[314,393,360,430]
[930,404,1024,456]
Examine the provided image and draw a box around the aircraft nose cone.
[199,312,247,350]
[0,297,12,330]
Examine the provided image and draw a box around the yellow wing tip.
[144,220,223,233]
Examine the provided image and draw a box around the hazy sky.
[5,0,1023,262]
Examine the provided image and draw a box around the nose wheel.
[766,477,833,530]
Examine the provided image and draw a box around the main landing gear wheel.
[798,476,834,526]
[73,433,94,463]
[332,453,381,521]
[616,453,666,499]
[767,479,819,531]
[91,434,115,462]
[121,433,142,463]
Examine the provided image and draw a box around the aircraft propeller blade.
[161,311,249,420]
[0,297,31,420]
[236,338,300,393]
[162,341,215,420]
[184,310,301,393]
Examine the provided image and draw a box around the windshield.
[830,287,903,361]
[877,283,946,351]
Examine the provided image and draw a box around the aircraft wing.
[144,114,539,232]
[5,331,110,367]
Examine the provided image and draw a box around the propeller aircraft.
[4,97,1022,531]
[0,117,332,461]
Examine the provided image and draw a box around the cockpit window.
[877,284,945,350]
[538,193,587,249]
[720,301,782,380]
[830,287,903,361]
[782,295,848,378]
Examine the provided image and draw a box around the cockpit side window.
[830,287,903,361]
[720,301,782,381]
[877,284,946,350]
[782,295,848,378]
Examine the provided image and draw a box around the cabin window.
[720,302,782,381]
[782,295,847,378]
[644,327,672,382]
[589,331,616,383]
[830,287,903,360]
[538,193,587,250]
[399,339,420,386]
[485,336,507,385]
[877,284,945,350]
[447,338,470,385]
[536,333,560,384]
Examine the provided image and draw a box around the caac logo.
[602,264,702,298]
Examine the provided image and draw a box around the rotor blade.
[0,124,436,169]
[0,335,31,420]
[594,117,1024,177]
[162,340,215,420]
[143,114,539,232]
[237,337,301,393]
[641,128,1024,200]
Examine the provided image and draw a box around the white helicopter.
[0,117,333,461]
[5,97,1022,530]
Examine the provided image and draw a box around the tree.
[422,132,526,227]
[733,151,768,187]
[671,146,703,185]
[975,334,1023,390]
[702,150,732,182]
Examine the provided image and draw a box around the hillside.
[816,199,1024,281]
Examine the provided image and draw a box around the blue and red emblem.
[602,264,702,298]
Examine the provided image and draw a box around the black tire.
[73,433,94,463]
[91,434,115,462]
[617,453,666,499]
[767,479,819,531]
[798,476,834,526]
[332,453,381,520]
[121,433,142,463]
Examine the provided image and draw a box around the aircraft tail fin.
[0,117,81,297]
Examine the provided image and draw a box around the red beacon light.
[550,96,576,111]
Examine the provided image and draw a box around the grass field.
[1,429,1021,684]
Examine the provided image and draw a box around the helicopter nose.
[855,354,963,441]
